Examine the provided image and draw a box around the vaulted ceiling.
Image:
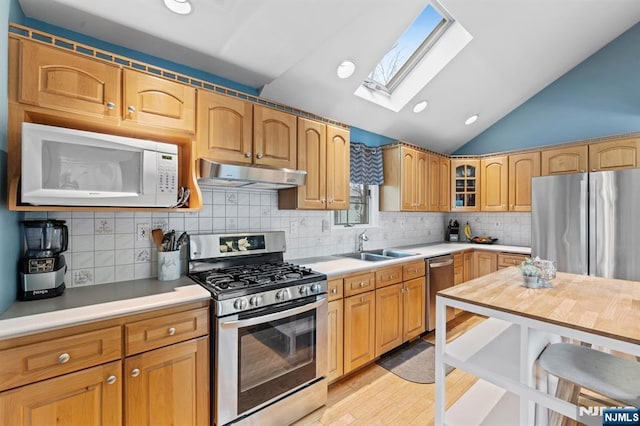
[18,0,640,153]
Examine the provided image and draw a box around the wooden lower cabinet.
[0,361,122,426]
[463,251,473,282]
[474,251,498,278]
[125,337,209,426]
[343,291,376,374]
[375,283,404,357]
[327,299,344,383]
[403,277,426,341]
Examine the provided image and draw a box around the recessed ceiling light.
[465,114,479,125]
[164,0,192,15]
[337,60,356,79]
[412,100,428,113]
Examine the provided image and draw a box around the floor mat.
[375,339,454,384]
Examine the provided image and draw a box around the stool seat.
[538,343,640,407]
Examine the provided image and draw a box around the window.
[334,184,378,228]
[363,3,452,94]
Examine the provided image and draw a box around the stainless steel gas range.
[188,231,328,426]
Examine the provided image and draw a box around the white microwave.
[21,123,178,207]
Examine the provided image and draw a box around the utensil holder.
[158,250,181,281]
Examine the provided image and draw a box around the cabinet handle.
[331,288,337,294]
[106,375,117,385]
[329,199,334,204]
[359,282,365,287]
[245,152,252,158]
[58,353,70,364]
[321,199,326,204]
[127,105,136,114]
[106,101,115,110]
[168,327,177,336]
[256,153,264,159]
[131,368,141,377]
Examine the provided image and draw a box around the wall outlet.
[290,220,298,235]
[494,221,501,228]
[137,223,150,241]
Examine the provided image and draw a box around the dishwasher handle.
[429,259,453,268]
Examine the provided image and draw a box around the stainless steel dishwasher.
[426,254,455,331]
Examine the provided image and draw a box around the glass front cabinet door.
[451,159,480,211]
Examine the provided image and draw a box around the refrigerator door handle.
[588,174,597,277]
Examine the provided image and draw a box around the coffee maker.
[19,220,68,300]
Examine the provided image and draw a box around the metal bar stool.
[537,343,640,425]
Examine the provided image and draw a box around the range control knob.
[275,289,290,301]
[298,286,309,295]
[233,298,248,310]
[249,296,262,307]
[311,283,322,293]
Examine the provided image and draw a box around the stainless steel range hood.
[198,159,306,189]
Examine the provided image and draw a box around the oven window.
[238,309,317,414]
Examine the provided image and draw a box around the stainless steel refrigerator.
[531,168,640,281]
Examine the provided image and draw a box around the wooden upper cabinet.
[400,148,418,210]
[427,154,440,211]
[326,125,350,210]
[480,156,508,212]
[589,138,640,172]
[253,105,297,169]
[451,159,480,211]
[541,145,588,175]
[508,151,540,212]
[293,118,327,209]
[19,39,121,121]
[123,69,196,133]
[196,90,253,163]
[439,157,450,212]
[415,151,428,211]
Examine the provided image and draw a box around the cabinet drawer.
[328,278,344,301]
[403,260,426,281]
[0,326,121,392]
[125,308,208,356]
[375,266,403,288]
[344,272,375,297]
[497,253,527,268]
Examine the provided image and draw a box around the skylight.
[364,3,452,94]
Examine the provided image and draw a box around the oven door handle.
[219,297,327,329]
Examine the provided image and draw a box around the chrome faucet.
[357,229,369,252]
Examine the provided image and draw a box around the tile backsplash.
[25,189,531,288]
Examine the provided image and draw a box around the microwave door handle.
[220,297,326,329]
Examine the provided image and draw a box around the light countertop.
[292,242,530,277]
[0,277,210,340]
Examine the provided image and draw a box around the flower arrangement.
[518,258,542,277]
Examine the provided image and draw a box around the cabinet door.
[415,151,429,211]
[253,105,297,169]
[375,283,403,357]
[474,251,497,278]
[480,156,508,212]
[589,138,640,171]
[541,145,588,175]
[123,69,196,132]
[344,292,375,373]
[439,157,450,212]
[451,159,480,211]
[125,337,209,426]
[453,253,464,285]
[326,125,350,210]
[296,118,327,209]
[19,40,120,121]
[463,251,473,282]
[401,147,417,210]
[403,277,426,341]
[0,361,122,426]
[327,299,344,383]
[508,151,540,212]
[196,91,253,164]
[427,154,440,211]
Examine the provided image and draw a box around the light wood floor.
[293,313,485,426]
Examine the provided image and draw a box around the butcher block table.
[434,267,640,426]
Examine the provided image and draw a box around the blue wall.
[349,126,396,146]
[455,22,640,155]
[0,0,24,313]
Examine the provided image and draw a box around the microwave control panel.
[157,153,178,195]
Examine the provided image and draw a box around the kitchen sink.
[337,249,419,261]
